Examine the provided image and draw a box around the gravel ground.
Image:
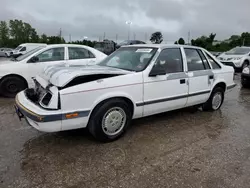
[0,61,250,187]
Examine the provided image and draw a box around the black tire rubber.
[88,99,132,142]
[0,76,27,98]
[202,87,225,111]
[242,61,249,69]
[241,78,249,88]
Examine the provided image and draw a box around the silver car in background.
[0,48,13,57]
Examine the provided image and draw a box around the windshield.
[15,46,23,51]
[226,47,250,55]
[15,46,45,61]
[98,47,158,71]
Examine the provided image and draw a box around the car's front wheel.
[0,76,27,98]
[88,99,132,142]
[202,87,225,111]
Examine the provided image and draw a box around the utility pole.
[59,28,62,39]
[103,32,106,41]
[116,34,118,43]
[188,30,190,45]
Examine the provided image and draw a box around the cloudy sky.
[1,0,249,43]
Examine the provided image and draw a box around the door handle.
[180,79,186,84]
[209,75,214,79]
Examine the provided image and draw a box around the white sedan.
[15,44,236,142]
[0,44,107,97]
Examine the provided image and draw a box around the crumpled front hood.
[41,64,132,87]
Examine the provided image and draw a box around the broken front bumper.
[14,91,62,132]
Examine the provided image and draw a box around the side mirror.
[28,56,39,63]
[149,65,166,77]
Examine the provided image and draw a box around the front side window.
[185,48,208,71]
[16,46,45,61]
[205,52,221,69]
[20,47,26,52]
[68,47,95,60]
[15,46,23,50]
[154,48,183,73]
[36,47,64,62]
[98,47,158,71]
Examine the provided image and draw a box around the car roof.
[45,44,93,48]
[121,44,204,50]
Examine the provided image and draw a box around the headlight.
[233,57,242,60]
[242,67,250,74]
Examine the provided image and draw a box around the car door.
[143,48,189,116]
[67,47,97,65]
[183,48,213,106]
[26,47,66,79]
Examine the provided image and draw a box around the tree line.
[1,19,250,52]
[150,31,250,52]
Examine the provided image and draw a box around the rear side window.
[197,50,210,69]
[68,47,95,60]
[185,48,208,71]
[155,48,183,73]
[204,52,221,69]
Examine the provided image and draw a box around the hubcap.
[7,82,18,93]
[102,107,126,136]
[212,92,222,110]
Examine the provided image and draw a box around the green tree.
[40,34,48,43]
[178,38,185,45]
[150,32,163,44]
[9,19,24,45]
[0,21,9,47]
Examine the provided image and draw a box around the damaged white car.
[15,44,236,142]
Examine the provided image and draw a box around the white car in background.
[0,48,13,57]
[15,44,236,142]
[0,44,107,97]
[218,46,250,70]
[11,43,47,58]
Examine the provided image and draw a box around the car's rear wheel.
[202,87,225,111]
[0,76,27,98]
[88,99,132,142]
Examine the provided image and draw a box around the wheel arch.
[0,74,28,88]
[88,96,135,123]
[212,81,226,92]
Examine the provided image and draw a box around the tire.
[242,61,249,69]
[241,78,249,88]
[88,99,132,142]
[0,76,27,98]
[202,87,225,111]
